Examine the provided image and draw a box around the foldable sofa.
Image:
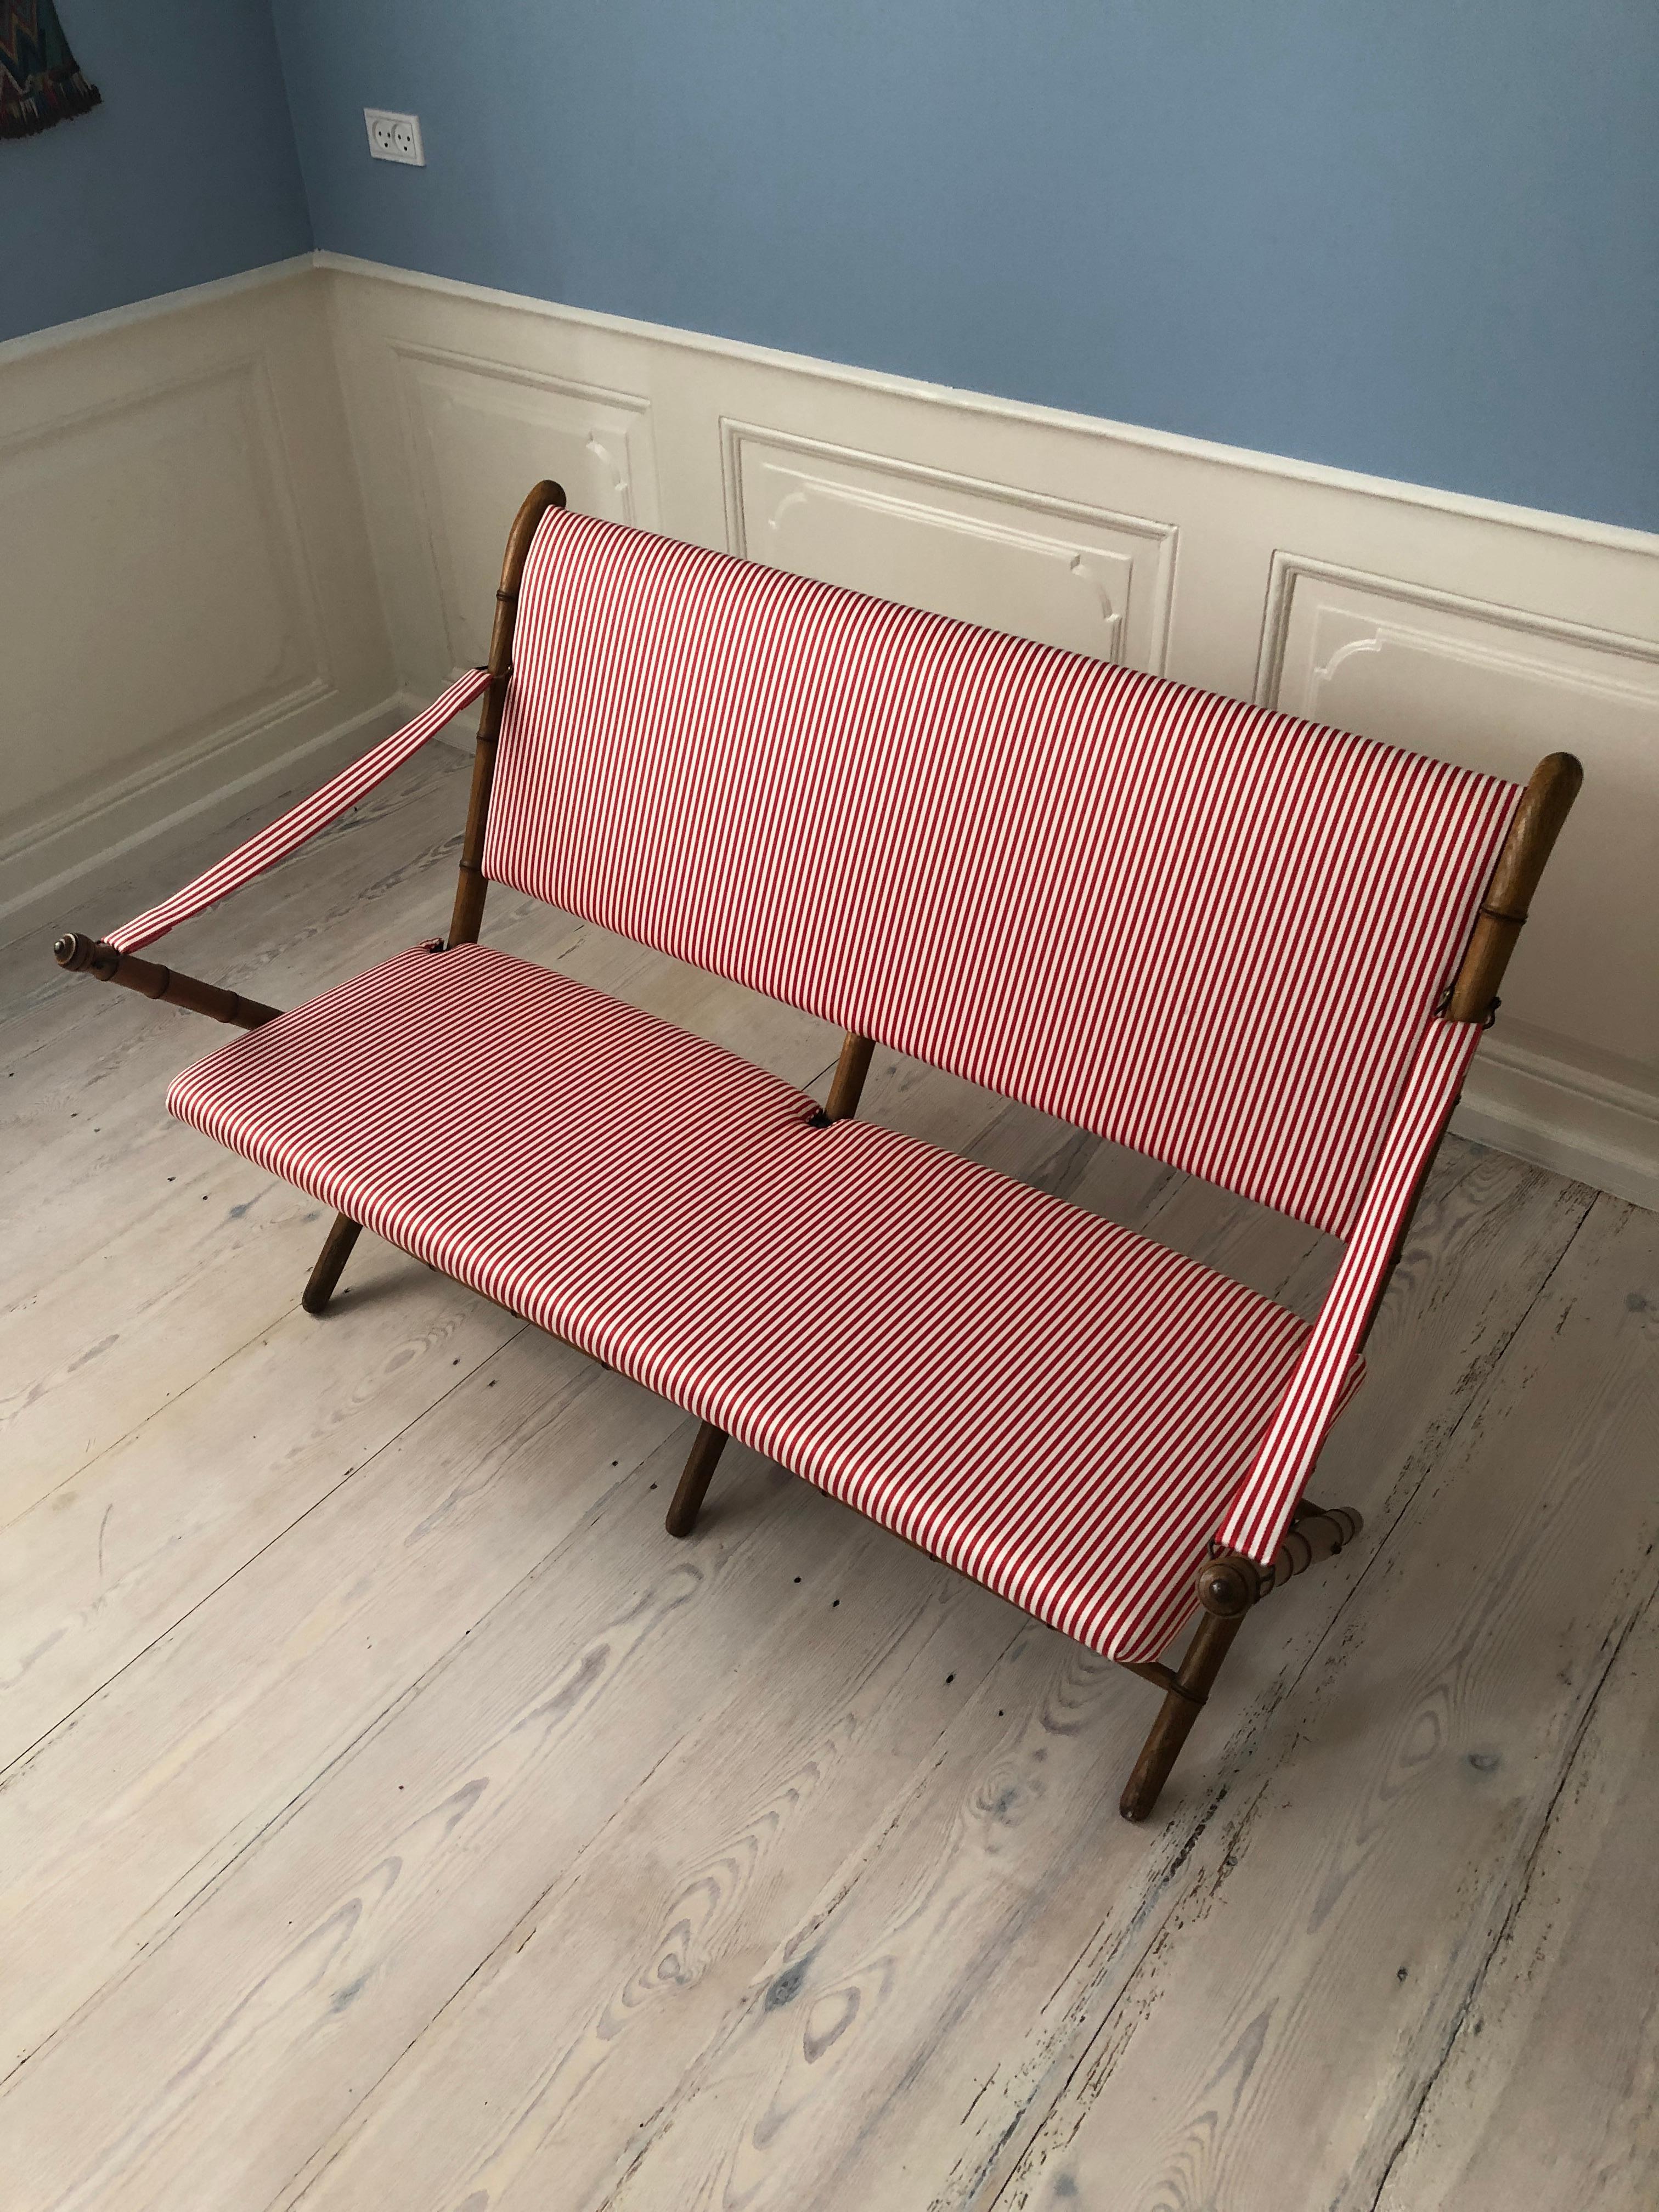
[56,481,1579,1820]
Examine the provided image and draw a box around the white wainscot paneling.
[1,359,326,847]
[0,266,396,933]
[1261,554,1659,1203]
[723,423,1176,673]
[394,344,657,669]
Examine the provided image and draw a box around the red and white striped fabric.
[168,942,1365,1662]
[485,507,1521,1239]
[1217,1013,1482,1564]
[137,507,1517,1618]
[104,668,492,954]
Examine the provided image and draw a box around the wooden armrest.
[53,932,280,1028]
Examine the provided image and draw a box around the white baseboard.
[1457,1041,1659,1214]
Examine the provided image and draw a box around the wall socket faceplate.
[364,109,425,166]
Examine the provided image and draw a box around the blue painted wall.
[9,4,1654,532]
[0,0,311,343]
[270,0,1659,533]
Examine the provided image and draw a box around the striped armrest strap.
[104,669,493,955]
[1216,1015,1484,1566]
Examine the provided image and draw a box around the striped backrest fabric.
[484,507,1521,1238]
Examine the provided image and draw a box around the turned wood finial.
[1194,1551,1266,1617]
[54,930,115,977]
[50,930,279,1027]
[1446,753,1582,1024]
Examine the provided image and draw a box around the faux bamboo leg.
[665,1421,729,1538]
[301,1212,362,1316]
[53,933,280,1028]
[1445,752,1582,1023]
[1118,1610,1245,1824]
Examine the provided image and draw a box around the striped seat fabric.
[487,507,1521,1242]
[472,504,1525,1573]
[169,943,1362,1663]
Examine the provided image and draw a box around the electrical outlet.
[364,109,425,166]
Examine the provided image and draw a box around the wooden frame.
[448,480,567,951]
[51,475,1583,1827]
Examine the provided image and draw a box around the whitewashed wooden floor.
[3,743,1655,2212]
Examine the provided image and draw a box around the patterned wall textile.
[1,2,99,138]
[486,506,1522,1241]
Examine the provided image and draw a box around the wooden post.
[447,479,566,949]
[1119,1610,1245,1822]
[52,933,280,1028]
[665,1420,729,1538]
[302,1214,363,1316]
[1445,752,1582,1023]
[823,1032,877,1122]
[1353,752,1583,1358]
[1116,1504,1363,1820]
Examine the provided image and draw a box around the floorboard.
[1372,1556,1659,2212]
[997,1196,1658,2212]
